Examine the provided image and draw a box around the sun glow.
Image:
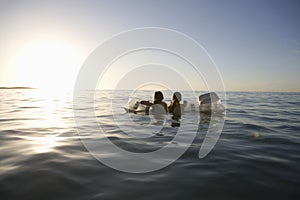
[14,39,83,92]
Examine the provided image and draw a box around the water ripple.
[0,90,300,199]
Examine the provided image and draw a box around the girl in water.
[140,91,168,113]
[168,92,182,127]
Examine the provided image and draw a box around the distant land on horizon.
[0,86,299,93]
[0,87,34,89]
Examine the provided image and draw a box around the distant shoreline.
[0,87,298,93]
[0,87,34,89]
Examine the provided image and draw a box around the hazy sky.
[0,0,299,92]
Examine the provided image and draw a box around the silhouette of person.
[140,91,168,113]
[168,92,181,117]
[168,92,182,127]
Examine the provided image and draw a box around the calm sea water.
[0,89,300,200]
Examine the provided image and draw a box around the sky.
[0,0,299,92]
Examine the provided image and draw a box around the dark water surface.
[0,90,299,200]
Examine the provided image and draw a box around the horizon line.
[1,86,299,93]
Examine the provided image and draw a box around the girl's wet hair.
[154,91,164,103]
[173,92,182,102]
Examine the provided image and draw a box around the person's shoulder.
[162,101,168,110]
[161,101,167,106]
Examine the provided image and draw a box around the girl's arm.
[140,100,153,106]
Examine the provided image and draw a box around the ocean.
[0,89,299,200]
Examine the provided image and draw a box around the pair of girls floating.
[140,91,182,119]
[135,91,224,117]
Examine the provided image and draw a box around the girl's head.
[154,91,164,103]
[172,92,182,102]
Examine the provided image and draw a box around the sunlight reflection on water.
[17,135,66,153]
